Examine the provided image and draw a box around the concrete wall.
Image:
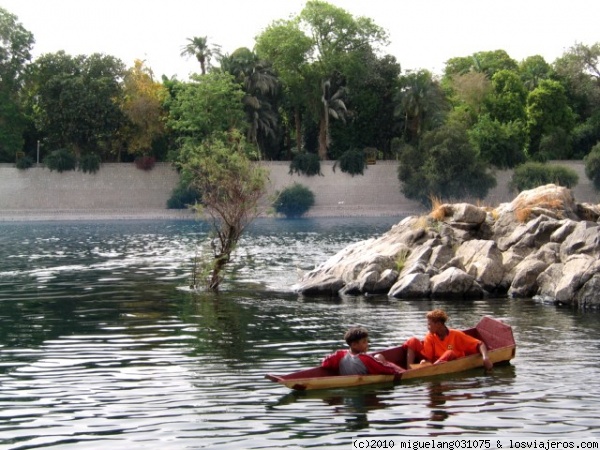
[0,160,598,220]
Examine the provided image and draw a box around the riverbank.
[0,160,596,221]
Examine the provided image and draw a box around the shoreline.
[0,206,422,222]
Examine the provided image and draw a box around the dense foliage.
[78,153,101,174]
[336,148,366,176]
[43,148,77,172]
[289,153,322,176]
[1,3,600,196]
[509,162,579,192]
[273,183,315,218]
[584,142,600,190]
[398,124,496,205]
[166,183,202,209]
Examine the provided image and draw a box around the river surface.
[0,218,599,449]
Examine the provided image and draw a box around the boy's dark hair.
[344,326,369,345]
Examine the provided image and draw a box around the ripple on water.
[1,220,600,449]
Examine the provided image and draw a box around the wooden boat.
[266,316,516,391]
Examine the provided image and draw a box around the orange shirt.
[421,329,481,361]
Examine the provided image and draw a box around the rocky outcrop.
[295,184,600,309]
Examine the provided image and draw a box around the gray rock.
[509,259,549,298]
[430,267,484,299]
[389,273,431,298]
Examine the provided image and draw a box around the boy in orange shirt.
[405,309,493,370]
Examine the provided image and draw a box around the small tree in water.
[179,130,269,292]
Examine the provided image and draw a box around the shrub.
[167,183,202,209]
[16,155,34,170]
[78,153,101,174]
[289,153,321,176]
[510,162,579,192]
[44,148,77,172]
[335,148,366,176]
[273,183,315,218]
[135,155,156,171]
[584,142,600,190]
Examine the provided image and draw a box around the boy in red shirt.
[405,309,493,370]
[321,326,404,375]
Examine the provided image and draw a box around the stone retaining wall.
[0,160,597,220]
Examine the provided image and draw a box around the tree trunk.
[294,107,302,154]
[318,115,328,160]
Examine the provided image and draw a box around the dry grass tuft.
[513,194,564,223]
[429,196,448,221]
[411,215,430,230]
[514,207,532,223]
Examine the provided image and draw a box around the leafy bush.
[584,142,600,190]
[167,183,202,209]
[273,183,315,218]
[289,153,321,176]
[135,155,156,171]
[335,148,366,176]
[510,162,579,192]
[78,153,101,174]
[16,155,34,170]
[44,148,77,172]
[397,124,496,206]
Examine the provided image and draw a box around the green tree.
[485,69,527,123]
[220,48,280,157]
[167,71,246,148]
[394,69,447,145]
[0,7,34,161]
[444,50,518,79]
[330,51,400,158]
[519,55,553,90]
[177,130,269,292]
[469,114,526,169]
[180,36,221,75]
[553,43,600,121]
[299,0,388,159]
[526,79,575,160]
[255,19,313,156]
[398,124,496,205]
[30,51,127,157]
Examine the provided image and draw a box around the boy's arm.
[321,350,346,370]
[359,354,403,375]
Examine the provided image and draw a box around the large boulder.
[430,267,485,299]
[389,273,431,299]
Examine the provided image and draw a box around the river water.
[0,218,599,449]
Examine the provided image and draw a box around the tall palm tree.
[394,70,447,145]
[180,36,221,75]
[220,48,280,155]
[317,78,347,160]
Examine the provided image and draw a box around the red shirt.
[321,350,400,375]
[421,329,481,361]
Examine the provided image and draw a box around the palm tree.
[394,70,447,145]
[220,48,280,155]
[180,36,221,75]
[317,78,347,160]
